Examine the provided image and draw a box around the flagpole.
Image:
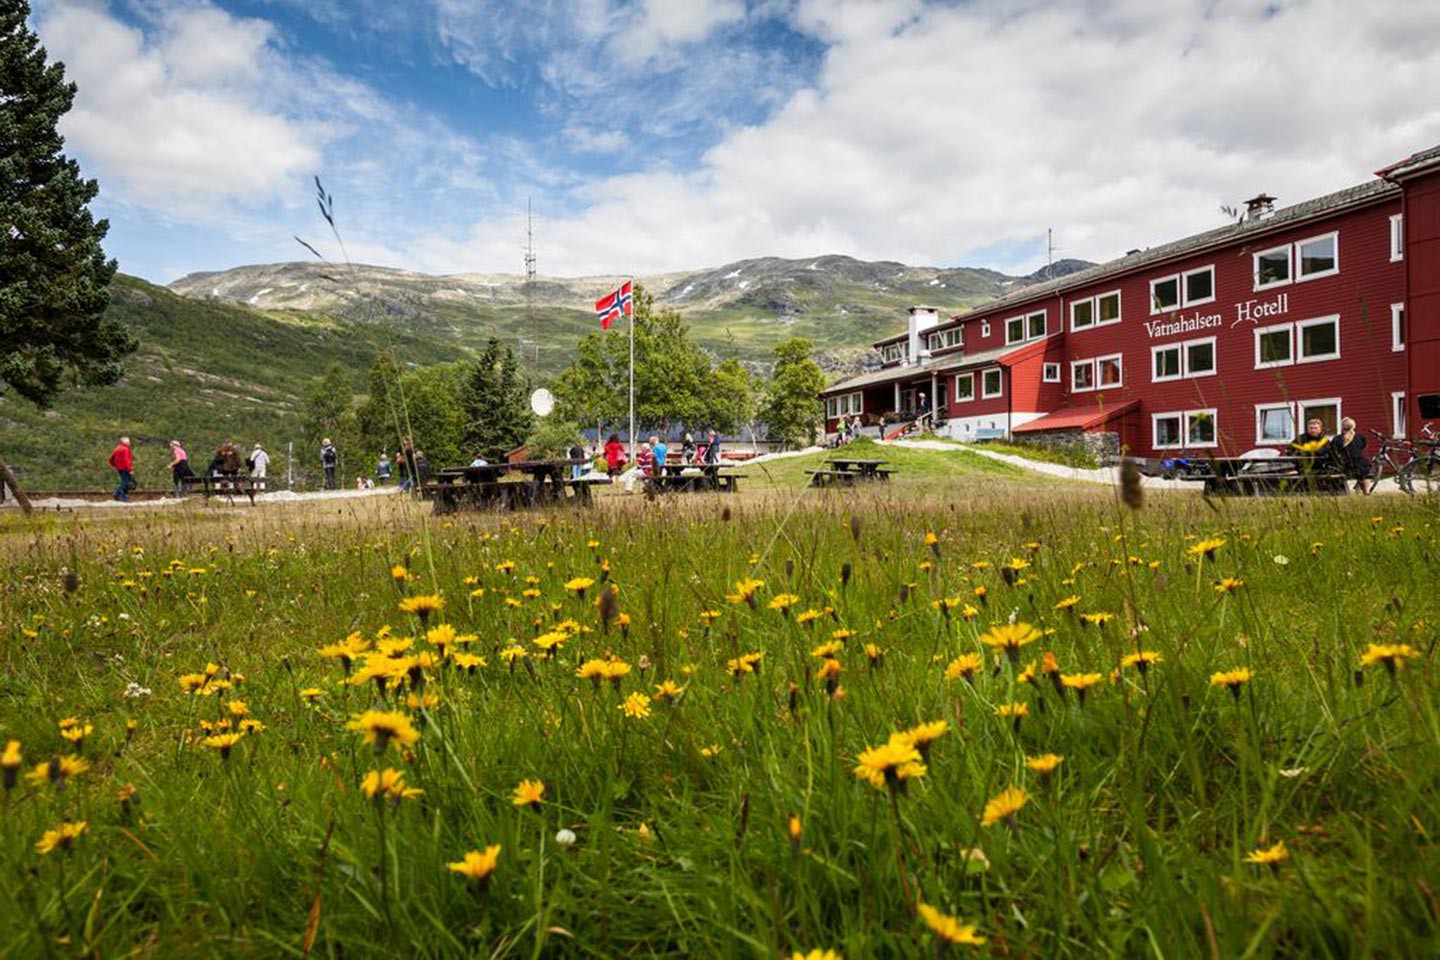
[627,276,635,464]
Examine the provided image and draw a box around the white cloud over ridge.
[447,0,1440,277]
[31,0,1440,282]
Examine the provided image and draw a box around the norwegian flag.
[594,280,633,330]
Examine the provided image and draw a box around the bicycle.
[1365,428,1416,495]
[1398,423,1440,495]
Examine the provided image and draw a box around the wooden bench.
[181,475,265,503]
[807,469,858,488]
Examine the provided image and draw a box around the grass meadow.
[0,456,1437,958]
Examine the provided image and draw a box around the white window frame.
[1297,398,1342,436]
[1393,391,1407,439]
[1096,353,1124,389]
[1253,243,1292,291]
[1254,403,1297,446]
[1296,315,1340,363]
[1390,214,1404,262]
[1152,412,1184,450]
[1150,275,1181,315]
[881,342,907,363]
[1185,409,1219,448]
[1042,362,1061,383]
[1070,291,1121,331]
[1182,266,1216,307]
[1026,310,1046,340]
[980,319,991,339]
[1392,303,1405,352]
[1295,231,1339,282]
[1151,343,1182,382]
[1254,321,1295,369]
[981,367,1003,400]
[928,328,962,352]
[1005,310,1046,345]
[1070,359,1096,392]
[953,372,975,403]
[1184,337,1217,378]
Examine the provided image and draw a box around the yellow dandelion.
[512,778,545,808]
[448,844,501,883]
[35,821,88,856]
[917,902,986,946]
[1243,839,1288,866]
[981,786,1029,827]
[347,710,421,753]
[979,622,1041,660]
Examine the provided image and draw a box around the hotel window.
[1151,337,1215,382]
[1391,214,1404,262]
[1186,338,1216,376]
[980,319,991,338]
[1187,410,1218,447]
[954,372,975,402]
[1071,359,1095,392]
[1150,267,1213,313]
[1255,322,1293,368]
[1254,244,1291,289]
[1297,316,1340,362]
[1152,344,1182,382]
[825,392,863,419]
[1297,232,1338,280]
[1392,303,1405,352]
[1150,276,1180,312]
[1298,398,1340,435]
[1006,310,1046,345]
[928,328,962,351]
[1393,392,1407,439]
[1097,354,1123,388]
[1071,291,1121,331]
[1255,403,1296,445]
[1042,362,1061,383]
[981,367,1003,399]
[1153,413,1183,449]
[1183,267,1215,305]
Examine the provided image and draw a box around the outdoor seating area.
[1173,456,1351,496]
[647,462,746,494]
[180,475,267,503]
[425,461,610,514]
[807,457,896,488]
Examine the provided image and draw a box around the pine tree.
[1,1,136,509]
[461,339,533,461]
[1,0,134,405]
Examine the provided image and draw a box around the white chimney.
[909,305,940,362]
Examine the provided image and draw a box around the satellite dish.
[530,388,555,417]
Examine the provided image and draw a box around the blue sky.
[31,0,1440,283]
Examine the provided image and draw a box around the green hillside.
[0,276,466,491]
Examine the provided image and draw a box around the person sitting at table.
[703,429,721,464]
[1332,416,1371,492]
[681,432,696,463]
[636,441,655,478]
[1287,418,1333,457]
[603,433,626,476]
[568,441,587,480]
[652,435,668,474]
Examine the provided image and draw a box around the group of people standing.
[599,429,721,478]
[107,436,270,501]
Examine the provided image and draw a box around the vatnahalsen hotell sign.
[820,143,1440,458]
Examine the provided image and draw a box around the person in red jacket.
[109,436,134,502]
[603,433,626,477]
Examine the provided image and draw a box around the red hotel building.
[821,144,1440,458]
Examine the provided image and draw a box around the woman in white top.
[249,443,270,480]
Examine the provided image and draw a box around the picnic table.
[1175,455,1350,496]
[808,457,896,488]
[426,460,610,514]
[648,461,745,494]
[181,475,266,503]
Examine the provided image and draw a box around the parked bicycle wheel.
[1399,453,1440,495]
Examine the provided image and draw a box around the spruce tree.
[0,0,134,405]
[461,338,533,461]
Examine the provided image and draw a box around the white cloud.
[35,1,320,214]
[423,0,1440,276]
